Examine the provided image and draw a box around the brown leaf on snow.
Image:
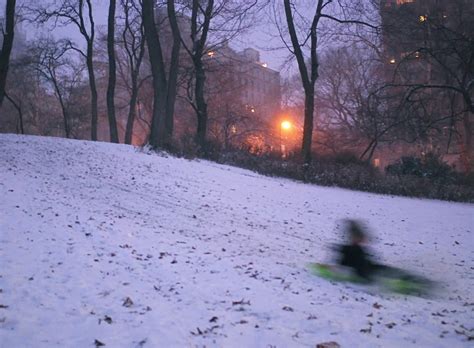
[316,342,340,348]
[94,339,105,347]
[232,299,250,306]
[373,302,382,309]
[122,297,134,307]
[191,327,204,336]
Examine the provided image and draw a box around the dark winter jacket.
[339,244,373,279]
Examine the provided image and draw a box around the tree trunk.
[52,79,70,138]
[302,89,315,163]
[107,0,119,143]
[165,0,181,139]
[87,46,99,141]
[194,58,208,148]
[142,0,167,148]
[188,0,213,149]
[0,0,16,109]
[283,0,322,164]
[79,0,98,141]
[5,91,23,134]
[124,77,139,145]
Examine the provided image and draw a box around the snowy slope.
[0,134,473,348]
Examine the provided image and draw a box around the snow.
[0,134,473,347]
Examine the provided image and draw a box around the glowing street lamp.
[281,120,292,130]
[280,120,292,158]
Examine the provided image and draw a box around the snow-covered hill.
[0,134,473,347]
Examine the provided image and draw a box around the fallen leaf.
[94,339,105,347]
[373,302,382,309]
[316,342,340,348]
[123,297,133,307]
[232,299,250,306]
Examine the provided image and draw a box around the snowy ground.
[0,134,473,348]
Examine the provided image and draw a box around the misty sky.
[1,0,289,72]
[3,1,377,76]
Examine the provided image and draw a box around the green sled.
[308,263,430,296]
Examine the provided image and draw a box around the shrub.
[220,150,474,202]
[385,153,456,181]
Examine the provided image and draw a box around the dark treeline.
[0,0,472,175]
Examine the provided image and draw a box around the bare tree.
[30,38,85,139]
[0,0,16,109]
[34,0,99,141]
[4,91,23,133]
[2,54,39,135]
[177,0,259,150]
[107,0,119,143]
[280,0,377,164]
[183,0,213,148]
[118,0,147,145]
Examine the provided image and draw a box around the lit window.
[419,15,427,22]
[261,63,268,68]
[396,0,414,4]
[389,58,396,64]
[207,51,215,58]
[414,51,420,58]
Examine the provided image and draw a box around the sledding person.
[337,219,429,283]
[338,219,382,281]
[310,219,434,295]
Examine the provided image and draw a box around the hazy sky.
[2,0,289,72]
[3,1,376,76]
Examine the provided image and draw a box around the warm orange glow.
[419,15,427,22]
[281,121,292,130]
[207,51,215,58]
[246,135,265,154]
[389,58,396,64]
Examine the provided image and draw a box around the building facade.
[206,45,281,121]
[379,0,474,170]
